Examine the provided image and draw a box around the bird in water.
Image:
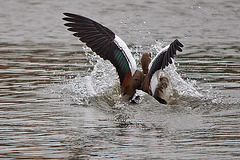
[63,13,183,104]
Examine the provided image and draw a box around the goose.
[63,13,183,104]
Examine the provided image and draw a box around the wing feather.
[148,39,183,94]
[63,13,137,85]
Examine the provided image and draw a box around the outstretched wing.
[63,13,137,87]
[148,39,183,94]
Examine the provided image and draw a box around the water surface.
[0,0,239,159]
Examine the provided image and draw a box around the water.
[0,0,239,159]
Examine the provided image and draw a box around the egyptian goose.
[63,13,183,104]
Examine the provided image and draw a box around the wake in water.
[62,41,206,106]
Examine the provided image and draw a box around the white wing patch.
[148,44,170,95]
[149,70,160,95]
[149,58,174,95]
[114,35,137,76]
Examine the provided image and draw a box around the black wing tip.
[170,39,184,53]
[157,39,184,70]
[174,39,183,46]
[63,13,75,20]
[62,16,72,23]
[62,13,80,22]
[63,23,71,27]
[63,12,76,17]
[174,39,184,48]
[63,12,69,16]
[62,13,86,21]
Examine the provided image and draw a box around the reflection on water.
[0,0,239,159]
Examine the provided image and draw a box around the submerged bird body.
[63,13,183,104]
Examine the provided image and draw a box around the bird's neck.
[141,53,151,74]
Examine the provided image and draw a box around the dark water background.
[0,0,239,159]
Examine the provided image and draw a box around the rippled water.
[0,0,239,159]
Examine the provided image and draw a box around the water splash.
[151,41,225,107]
[151,41,203,99]
[62,49,121,106]
[62,42,207,106]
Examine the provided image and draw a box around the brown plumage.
[141,53,151,74]
[121,70,145,102]
[153,77,170,104]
